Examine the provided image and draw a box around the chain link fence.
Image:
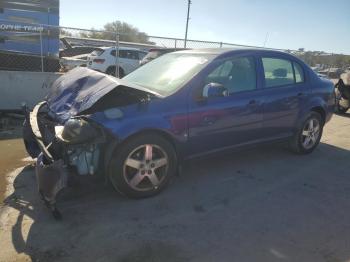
[0,19,346,76]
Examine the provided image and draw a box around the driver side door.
[187,55,265,157]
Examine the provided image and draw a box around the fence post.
[115,30,120,78]
[39,29,44,72]
[175,39,177,48]
[219,42,223,48]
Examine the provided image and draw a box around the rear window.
[293,62,305,83]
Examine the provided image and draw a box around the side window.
[205,57,256,94]
[110,50,140,60]
[293,62,304,83]
[207,61,233,78]
[119,50,127,59]
[110,49,127,58]
[262,58,294,88]
[129,51,140,60]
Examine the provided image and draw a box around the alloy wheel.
[301,118,321,149]
[123,144,169,191]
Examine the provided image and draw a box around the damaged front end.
[24,101,105,218]
[23,67,159,218]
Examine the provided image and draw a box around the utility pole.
[184,0,191,48]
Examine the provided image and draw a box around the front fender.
[96,113,188,170]
[92,111,187,138]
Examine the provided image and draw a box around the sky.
[60,0,350,54]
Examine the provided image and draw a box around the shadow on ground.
[335,111,350,119]
[3,142,350,262]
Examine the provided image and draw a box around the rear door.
[259,56,308,138]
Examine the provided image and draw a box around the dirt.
[0,122,31,204]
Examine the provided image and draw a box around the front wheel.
[108,134,177,198]
[289,112,323,154]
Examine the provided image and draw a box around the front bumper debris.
[24,101,68,219]
[28,101,55,162]
[36,153,67,219]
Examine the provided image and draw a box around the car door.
[116,50,130,74]
[259,56,308,138]
[187,55,265,156]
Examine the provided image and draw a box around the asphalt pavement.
[1,113,350,262]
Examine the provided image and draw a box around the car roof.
[176,47,285,55]
[149,48,189,51]
[174,48,303,63]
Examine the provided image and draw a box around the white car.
[87,47,147,77]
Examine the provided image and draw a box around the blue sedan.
[24,48,335,207]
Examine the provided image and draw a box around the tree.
[295,49,350,69]
[80,21,151,44]
[60,29,73,37]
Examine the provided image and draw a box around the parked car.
[317,72,329,79]
[87,46,147,77]
[318,68,344,79]
[335,78,350,113]
[140,48,188,66]
[23,48,335,214]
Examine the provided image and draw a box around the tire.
[106,66,125,78]
[289,112,324,154]
[108,134,177,198]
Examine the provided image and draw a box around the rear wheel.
[108,134,177,198]
[289,112,323,154]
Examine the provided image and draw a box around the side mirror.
[202,82,228,98]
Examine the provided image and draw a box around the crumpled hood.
[46,67,160,122]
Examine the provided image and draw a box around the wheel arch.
[310,106,326,124]
[299,96,328,126]
[121,129,180,155]
[103,128,182,173]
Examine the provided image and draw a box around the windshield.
[123,52,214,96]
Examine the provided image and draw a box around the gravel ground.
[0,113,350,262]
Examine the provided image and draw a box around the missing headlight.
[56,118,100,144]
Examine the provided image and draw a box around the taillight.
[93,59,105,64]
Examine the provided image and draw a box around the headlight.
[55,118,100,144]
